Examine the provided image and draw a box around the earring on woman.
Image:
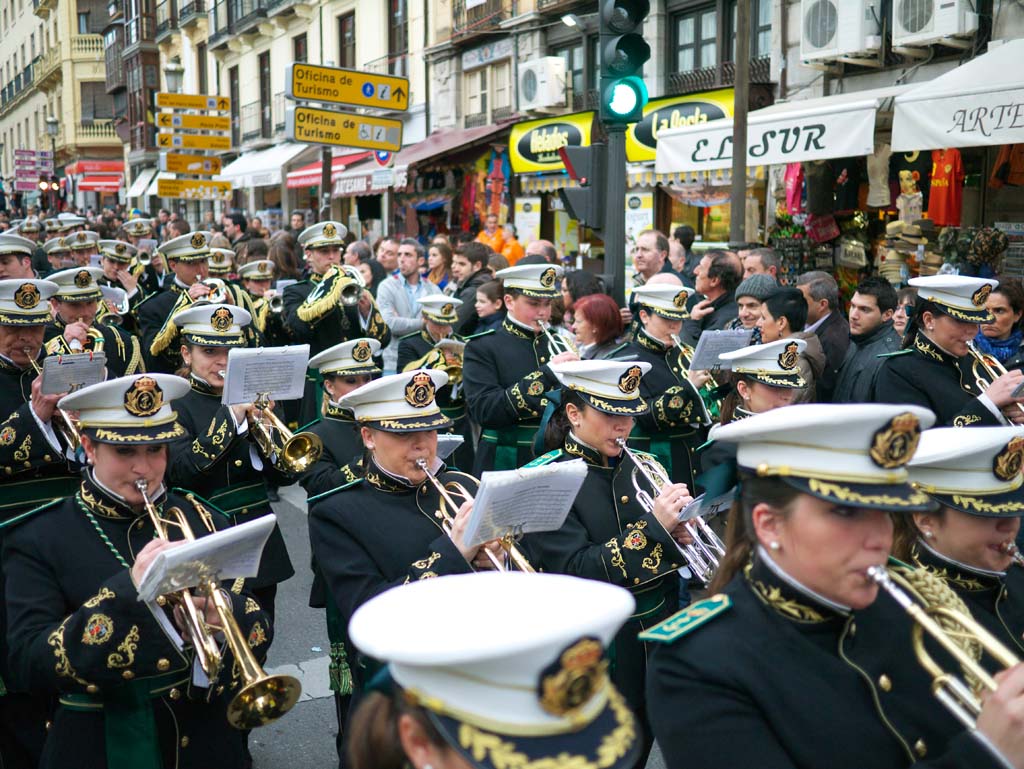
[769,541,780,552]
[923,530,934,539]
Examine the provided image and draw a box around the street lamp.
[45,116,59,212]
[164,57,184,94]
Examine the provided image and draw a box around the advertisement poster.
[623,192,654,298]
[554,209,578,258]
[514,197,542,244]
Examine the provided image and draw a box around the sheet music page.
[688,329,754,371]
[463,460,588,547]
[222,345,310,404]
[436,433,465,461]
[677,487,736,523]
[41,353,108,395]
[136,515,276,602]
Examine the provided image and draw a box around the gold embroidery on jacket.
[106,625,140,669]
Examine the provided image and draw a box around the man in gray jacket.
[833,277,901,403]
[376,238,441,373]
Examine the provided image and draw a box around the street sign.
[14,161,54,175]
[373,150,394,167]
[285,63,409,112]
[155,92,232,111]
[286,106,402,152]
[159,153,223,175]
[156,133,232,150]
[14,149,52,159]
[13,180,42,192]
[156,179,232,200]
[155,112,232,132]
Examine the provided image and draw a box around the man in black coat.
[834,277,901,404]
[450,241,493,336]
[797,270,850,403]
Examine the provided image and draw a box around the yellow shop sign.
[626,89,734,163]
[510,112,595,174]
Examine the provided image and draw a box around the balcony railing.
[155,0,177,40]
[571,88,598,111]
[178,0,204,25]
[105,34,126,91]
[453,0,506,39]
[125,15,156,47]
[266,0,303,16]
[363,52,407,78]
[131,123,156,152]
[76,120,118,143]
[240,101,261,142]
[464,112,488,128]
[209,1,229,44]
[0,61,37,116]
[273,91,285,133]
[667,55,772,96]
[33,0,55,18]
[230,0,267,33]
[492,104,514,121]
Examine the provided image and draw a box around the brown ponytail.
[348,691,448,769]
[542,389,588,453]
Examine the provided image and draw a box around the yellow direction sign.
[156,133,232,150]
[156,179,232,200]
[159,153,223,175]
[287,106,402,152]
[285,63,409,112]
[155,112,232,132]
[155,92,232,111]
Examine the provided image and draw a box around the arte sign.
[509,112,594,174]
[626,89,733,163]
[894,93,1024,151]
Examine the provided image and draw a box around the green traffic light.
[603,76,648,121]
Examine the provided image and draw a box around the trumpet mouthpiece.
[134,478,149,492]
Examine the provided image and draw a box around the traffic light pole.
[604,125,627,307]
[729,0,750,243]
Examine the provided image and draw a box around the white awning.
[126,168,157,199]
[892,40,1024,151]
[219,143,312,188]
[656,85,913,174]
[146,171,176,197]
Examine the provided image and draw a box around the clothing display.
[928,148,965,226]
[989,144,1024,188]
[890,150,932,208]
[784,162,804,214]
[897,192,923,224]
[830,157,863,212]
[803,160,834,215]
[866,142,892,207]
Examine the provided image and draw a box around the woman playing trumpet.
[524,359,696,769]
[165,303,294,622]
[646,403,1024,769]
[893,426,1024,660]
[3,373,272,769]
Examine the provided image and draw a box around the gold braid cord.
[402,348,445,373]
[149,292,193,357]
[296,273,357,324]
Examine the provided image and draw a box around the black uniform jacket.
[2,475,273,769]
[612,330,707,489]
[462,316,560,473]
[298,402,364,500]
[44,317,144,378]
[910,542,1024,663]
[873,332,1001,427]
[308,458,476,682]
[646,554,1005,769]
[166,377,294,588]
[522,438,682,710]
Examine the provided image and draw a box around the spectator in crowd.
[451,241,493,335]
[475,213,505,253]
[269,234,302,281]
[223,212,251,262]
[758,287,826,403]
[680,250,742,345]
[632,230,676,285]
[376,238,441,373]
[375,236,400,275]
[289,211,306,233]
[156,208,171,238]
[488,252,509,274]
[796,270,849,402]
[245,237,268,265]
[742,248,781,280]
[524,239,558,263]
[561,270,604,327]
[344,240,372,266]
[358,258,388,297]
[893,286,917,337]
[976,278,1024,368]
[730,273,776,340]
[672,224,699,285]
[249,216,268,239]
[426,241,454,293]
[474,279,505,333]
[501,223,525,265]
[833,277,901,403]
[574,293,624,360]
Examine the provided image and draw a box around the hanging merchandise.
[830,157,864,213]
[804,213,840,243]
[866,142,892,208]
[896,169,923,224]
[890,150,932,208]
[784,162,804,214]
[989,145,1024,189]
[927,148,964,227]
[803,160,834,216]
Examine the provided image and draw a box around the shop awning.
[520,165,764,194]
[66,159,124,175]
[332,159,409,197]
[78,175,123,192]
[219,143,313,188]
[146,171,176,197]
[126,168,157,199]
[656,85,913,174]
[892,40,1024,151]
[391,121,515,167]
[286,152,374,189]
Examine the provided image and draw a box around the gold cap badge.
[74,270,92,288]
[76,232,87,243]
[190,232,206,249]
[323,223,337,239]
[404,371,436,408]
[540,267,557,289]
[993,436,1024,483]
[618,365,643,394]
[124,377,164,418]
[210,307,233,333]
[778,341,800,371]
[869,412,920,469]
[13,282,40,309]
[115,242,127,254]
[352,340,372,363]
[537,637,608,717]
[441,303,454,316]
[673,291,688,309]
[972,284,992,308]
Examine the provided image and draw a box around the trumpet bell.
[227,673,302,729]
[136,252,153,266]
[279,431,324,473]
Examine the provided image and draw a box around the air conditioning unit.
[892,0,977,47]
[800,0,882,62]
[518,57,566,112]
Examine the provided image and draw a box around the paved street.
[249,484,667,769]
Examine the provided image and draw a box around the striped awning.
[518,164,764,194]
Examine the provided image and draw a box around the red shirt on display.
[928,148,965,226]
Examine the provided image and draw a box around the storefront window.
[673,7,717,74]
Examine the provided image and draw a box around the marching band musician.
[2,373,274,769]
[283,222,390,425]
[346,572,643,769]
[42,235,74,273]
[523,359,696,767]
[609,284,709,491]
[299,338,380,499]
[43,267,144,378]
[209,247,235,281]
[397,295,473,471]
[121,216,167,295]
[874,275,1024,426]
[0,233,42,282]
[96,239,146,333]
[239,259,288,344]
[67,230,101,267]
[165,303,294,621]
[645,403,1024,769]
[462,263,579,474]
[894,426,1024,658]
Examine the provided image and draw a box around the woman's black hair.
[542,389,588,453]
[900,297,943,349]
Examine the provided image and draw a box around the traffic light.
[599,0,650,124]
[557,144,606,231]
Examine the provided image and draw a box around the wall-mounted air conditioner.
[518,57,566,112]
[892,0,978,48]
[800,0,882,62]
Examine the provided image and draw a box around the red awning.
[391,121,515,167]
[78,175,123,192]
[286,151,374,189]
[66,159,124,175]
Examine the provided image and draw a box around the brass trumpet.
[134,479,302,728]
[27,349,83,451]
[136,251,152,267]
[616,438,725,585]
[538,321,578,356]
[266,292,284,314]
[414,459,535,572]
[868,564,1020,729]
[966,340,1024,417]
[1001,542,1024,568]
[246,393,324,473]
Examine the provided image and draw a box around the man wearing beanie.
[730,273,776,343]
